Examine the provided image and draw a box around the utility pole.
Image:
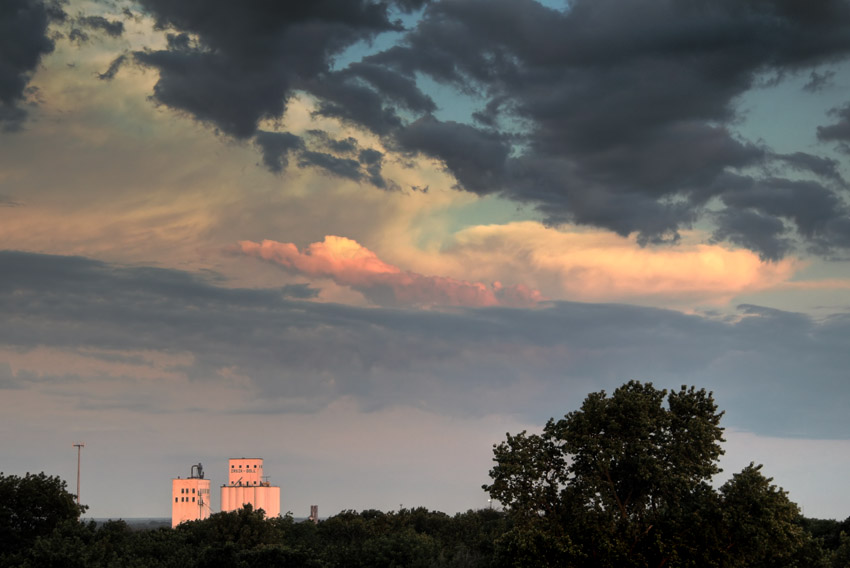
[72,442,85,505]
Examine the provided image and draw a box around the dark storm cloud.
[68,14,125,45]
[308,73,406,136]
[77,15,124,37]
[374,0,850,244]
[132,0,406,138]
[0,104,27,132]
[133,45,292,139]
[371,0,850,254]
[254,130,305,173]
[717,176,850,257]
[298,151,363,182]
[395,117,511,193]
[307,61,437,135]
[818,103,850,145]
[254,128,393,186]
[121,0,850,256]
[803,69,836,92]
[96,54,126,81]
[774,152,846,185]
[68,28,88,43]
[358,148,391,188]
[0,0,63,130]
[307,131,360,155]
[711,208,794,262]
[392,0,430,12]
[2,250,850,437]
[336,61,437,117]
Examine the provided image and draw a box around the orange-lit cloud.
[238,236,543,308]
[436,222,799,307]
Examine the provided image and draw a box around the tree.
[178,504,281,551]
[830,531,850,568]
[483,381,819,567]
[0,471,86,563]
[718,464,825,567]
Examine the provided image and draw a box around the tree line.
[2,381,849,567]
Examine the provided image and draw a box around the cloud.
[0,194,21,207]
[1,250,849,438]
[96,54,127,81]
[75,15,124,39]
[131,0,409,138]
[358,147,391,189]
[119,0,850,257]
[773,152,846,185]
[716,176,850,258]
[438,222,797,305]
[297,151,363,182]
[307,61,436,136]
[712,208,794,262]
[803,69,836,93]
[818,102,850,146]
[253,130,305,173]
[0,0,62,130]
[307,72,407,136]
[237,236,543,308]
[394,117,511,194]
[252,128,394,186]
[371,0,850,253]
[280,283,320,299]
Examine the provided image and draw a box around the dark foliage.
[484,381,836,567]
[0,471,85,565]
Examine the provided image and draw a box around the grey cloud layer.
[3,251,849,438]
[114,0,850,259]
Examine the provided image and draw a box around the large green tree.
[0,471,85,563]
[484,381,815,567]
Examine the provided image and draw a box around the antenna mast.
[72,442,85,505]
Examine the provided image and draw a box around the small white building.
[220,457,280,517]
[171,463,211,528]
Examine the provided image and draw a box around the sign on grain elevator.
[228,457,264,486]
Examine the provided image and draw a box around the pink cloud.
[238,236,543,308]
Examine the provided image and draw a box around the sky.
[2,0,850,521]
